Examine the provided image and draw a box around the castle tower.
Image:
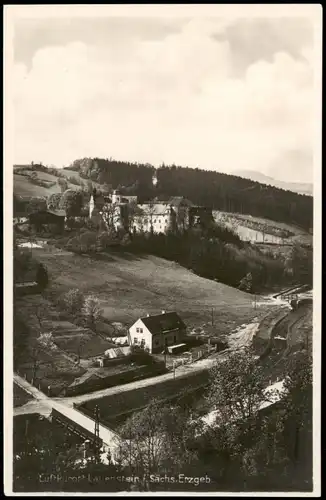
[112,189,121,204]
[89,195,95,218]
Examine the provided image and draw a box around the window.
[139,328,143,333]
[134,337,138,344]
[155,339,160,345]
[174,335,177,343]
[136,328,140,333]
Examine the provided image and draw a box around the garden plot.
[53,331,114,359]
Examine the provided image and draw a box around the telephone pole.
[94,405,100,463]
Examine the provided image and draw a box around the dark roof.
[48,209,66,217]
[153,196,194,207]
[168,196,193,207]
[140,312,186,335]
[29,210,65,220]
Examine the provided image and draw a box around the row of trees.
[58,288,103,333]
[13,347,313,492]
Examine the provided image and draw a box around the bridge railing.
[72,404,121,440]
[51,407,103,447]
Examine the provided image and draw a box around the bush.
[68,175,80,185]
[60,288,85,315]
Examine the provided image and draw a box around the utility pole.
[211,308,214,326]
[164,339,168,368]
[94,405,100,463]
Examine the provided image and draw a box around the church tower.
[112,189,121,204]
[89,195,95,218]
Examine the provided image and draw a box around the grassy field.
[78,370,210,429]
[14,167,101,198]
[32,245,259,336]
[53,332,113,359]
[18,347,86,395]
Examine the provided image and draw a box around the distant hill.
[232,170,313,196]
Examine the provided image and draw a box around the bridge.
[14,374,121,457]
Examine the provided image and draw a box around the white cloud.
[13,19,314,182]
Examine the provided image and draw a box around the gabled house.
[128,311,187,353]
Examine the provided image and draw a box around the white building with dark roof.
[128,311,187,353]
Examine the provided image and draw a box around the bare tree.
[60,288,85,316]
[102,203,119,231]
[206,347,276,425]
[28,333,54,384]
[116,400,200,486]
[82,295,103,331]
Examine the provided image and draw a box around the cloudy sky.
[11,8,319,183]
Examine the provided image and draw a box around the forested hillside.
[67,158,313,230]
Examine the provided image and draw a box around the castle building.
[89,188,212,235]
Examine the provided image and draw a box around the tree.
[116,400,200,489]
[82,295,103,330]
[66,236,82,253]
[60,288,85,316]
[206,348,275,425]
[238,272,253,293]
[47,193,62,211]
[127,203,138,233]
[289,244,313,285]
[102,203,119,230]
[29,171,38,183]
[97,230,116,250]
[60,189,84,217]
[57,177,68,193]
[26,197,47,215]
[176,204,188,232]
[87,180,93,193]
[14,248,33,283]
[36,263,49,289]
[28,336,54,384]
[103,183,112,194]
[79,231,97,253]
[281,351,313,466]
[14,312,30,367]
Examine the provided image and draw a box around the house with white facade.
[128,311,187,353]
[132,196,196,234]
[133,203,174,234]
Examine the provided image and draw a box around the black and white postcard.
[3,4,322,496]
